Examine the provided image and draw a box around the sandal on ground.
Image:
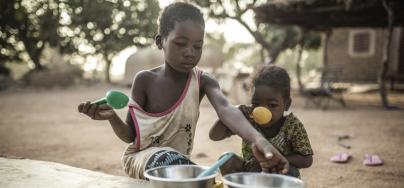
[330,152,351,163]
[363,154,383,166]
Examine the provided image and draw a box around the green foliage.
[277,49,322,75]
[0,0,60,70]
[303,31,322,50]
[204,32,254,62]
[61,0,160,82]
[62,0,159,58]
[0,0,160,82]
[190,0,321,64]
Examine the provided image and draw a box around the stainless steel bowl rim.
[144,165,217,183]
[223,172,305,188]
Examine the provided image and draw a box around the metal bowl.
[144,165,217,188]
[223,172,305,188]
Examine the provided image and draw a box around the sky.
[108,0,255,80]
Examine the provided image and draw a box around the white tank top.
[126,67,202,155]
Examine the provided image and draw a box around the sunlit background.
[108,0,255,80]
[3,0,401,97]
[1,0,323,86]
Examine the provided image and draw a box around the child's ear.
[285,98,292,111]
[155,35,163,49]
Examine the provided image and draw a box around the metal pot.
[223,172,305,188]
[144,165,217,188]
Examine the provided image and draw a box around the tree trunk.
[379,0,393,109]
[268,49,281,64]
[18,26,45,70]
[24,44,45,70]
[321,30,332,88]
[235,16,291,64]
[260,47,266,64]
[20,38,45,70]
[18,12,45,70]
[267,29,296,64]
[296,31,306,91]
[31,53,44,70]
[105,59,111,83]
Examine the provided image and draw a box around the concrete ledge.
[0,157,150,188]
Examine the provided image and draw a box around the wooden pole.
[321,30,332,88]
[379,0,394,109]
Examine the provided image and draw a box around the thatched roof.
[254,0,404,30]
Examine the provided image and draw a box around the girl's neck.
[163,63,189,79]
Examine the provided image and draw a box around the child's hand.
[252,138,289,174]
[78,101,116,120]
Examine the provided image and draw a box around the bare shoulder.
[131,66,162,89]
[130,66,162,105]
[199,71,220,91]
[131,70,151,89]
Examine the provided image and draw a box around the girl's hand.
[78,101,116,120]
[252,138,289,174]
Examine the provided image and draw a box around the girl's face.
[251,85,291,127]
[158,20,204,73]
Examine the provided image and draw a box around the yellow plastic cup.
[251,106,272,126]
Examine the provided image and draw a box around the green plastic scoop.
[91,90,129,109]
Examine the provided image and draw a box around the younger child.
[210,65,313,177]
[78,2,288,179]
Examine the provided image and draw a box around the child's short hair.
[252,65,291,100]
[158,2,204,38]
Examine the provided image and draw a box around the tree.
[0,0,60,70]
[62,0,160,82]
[0,0,160,83]
[191,0,320,64]
[204,32,254,63]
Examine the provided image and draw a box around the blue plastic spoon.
[91,90,129,109]
[197,152,235,178]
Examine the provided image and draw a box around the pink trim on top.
[133,70,192,117]
[197,68,203,87]
[129,105,140,152]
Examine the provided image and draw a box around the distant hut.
[326,28,403,84]
[254,0,404,108]
[123,48,163,87]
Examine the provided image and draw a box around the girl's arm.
[200,73,261,144]
[77,71,148,144]
[209,120,233,141]
[78,102,134,143]
[200,73,289,173]
[210,105,252,141]
[286,154,313,168]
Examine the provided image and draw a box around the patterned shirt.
[239,105,313,169]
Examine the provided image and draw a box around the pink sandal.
[363,154,383,166]
[330,152,351,163]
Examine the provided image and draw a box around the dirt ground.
[0,84,403,188]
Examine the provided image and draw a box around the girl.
[210,65,313,177]
[78,2,288,179]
